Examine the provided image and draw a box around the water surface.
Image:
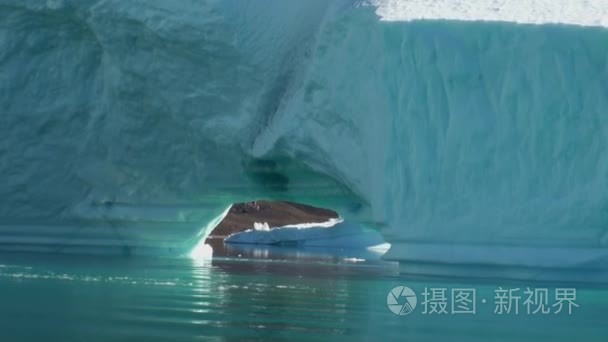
[0,246,606,341]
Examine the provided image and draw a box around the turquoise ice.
[1,0,608,271]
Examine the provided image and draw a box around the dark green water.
[0,246,607,341]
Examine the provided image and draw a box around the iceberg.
[224,219,388,250]
[1,0,608,272]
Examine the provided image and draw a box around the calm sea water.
[0,243,607,341]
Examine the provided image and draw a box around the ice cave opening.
[191,200,390,261]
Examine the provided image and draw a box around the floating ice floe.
[225,220,389,251]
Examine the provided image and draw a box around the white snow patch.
[281,218,343,229]
[372,0,608,27]
[253,218,341,232]
[253,222,271,231]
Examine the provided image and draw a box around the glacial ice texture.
[1,0,608,267]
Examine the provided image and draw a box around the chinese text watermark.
[387,286,579,316]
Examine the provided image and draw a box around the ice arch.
[1,1,608,270]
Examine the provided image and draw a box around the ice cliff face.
[1,0,608,267]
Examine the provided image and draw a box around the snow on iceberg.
[225,220,388,251]
[372,0,608,27]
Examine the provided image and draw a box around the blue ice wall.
[1,0,607,265]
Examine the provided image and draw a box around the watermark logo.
[387,286,417,315]
[387,286,578,316]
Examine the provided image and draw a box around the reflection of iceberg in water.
[224,243,391,263]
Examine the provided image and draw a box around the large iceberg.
[1,0,608,271]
